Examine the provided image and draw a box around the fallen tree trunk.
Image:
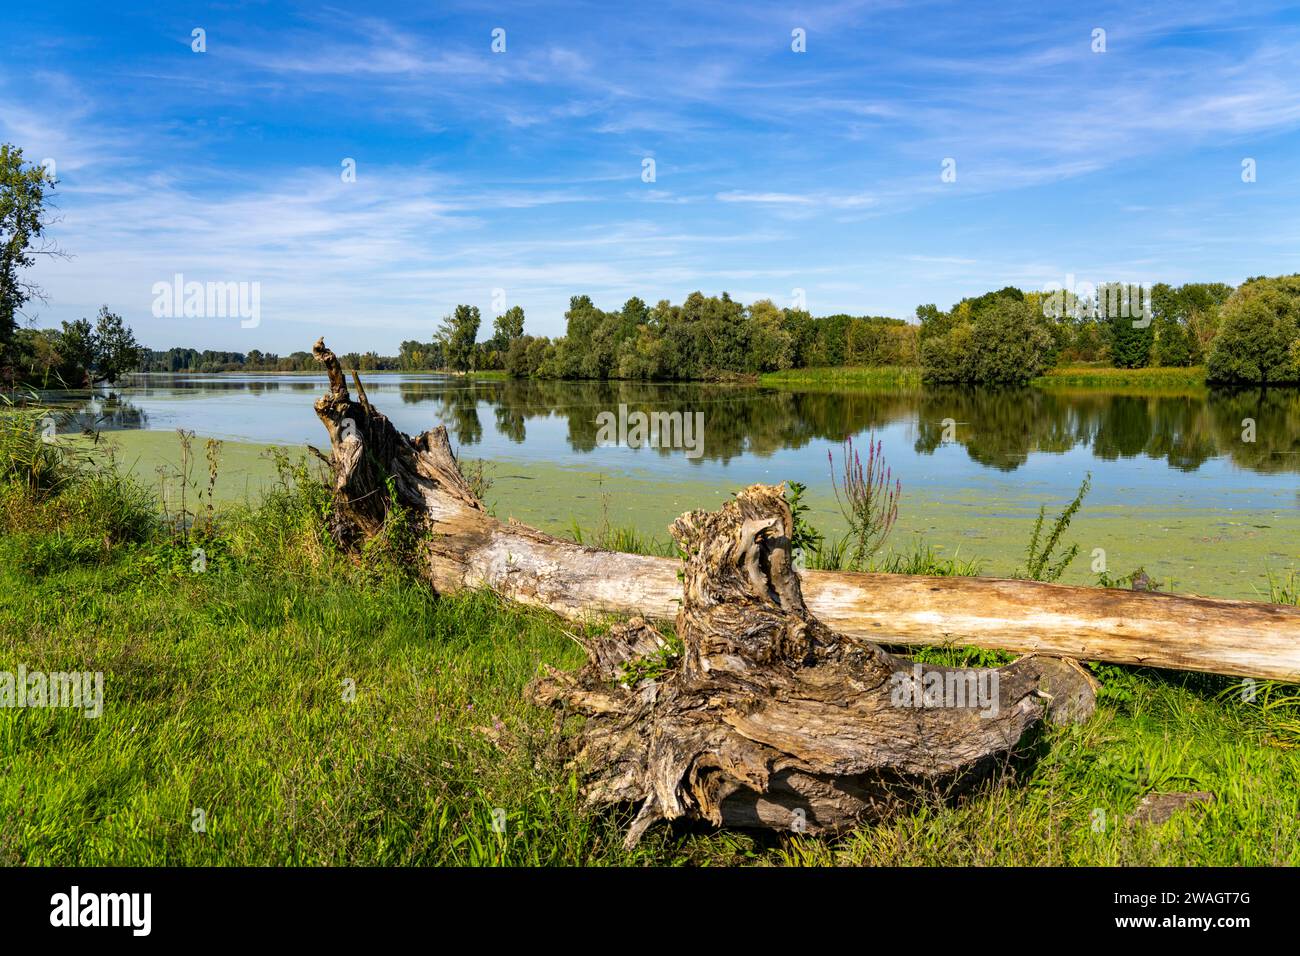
[310,339,1300,682]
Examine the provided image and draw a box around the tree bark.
[310,338,1300,683]
[529,486,1097,845]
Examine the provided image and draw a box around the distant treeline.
[136,296,918,378]
[133,274,1300,387]
[914,275,1300,386]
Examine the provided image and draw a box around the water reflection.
[32,375,1300,477]
[31,389,150,435]
[394,378,1300,476]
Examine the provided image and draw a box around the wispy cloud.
[2,0,1299,350]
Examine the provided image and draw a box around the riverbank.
[759,364,1209,391]
[759,366,921,388]
[124,364,1204,391]
[126,369,509,380]
[1034,365,1208,391]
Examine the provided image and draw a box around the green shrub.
[1152,314,1195,367]
[1206,276,1300,385]
[921,296,1052,385]
[1103,311,1154,369]
[0,411,71,496]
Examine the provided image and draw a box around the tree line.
[489,277,1300,387]
[83,276,1300,388]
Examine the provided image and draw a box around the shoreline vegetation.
[1033,364,1210,390]
[123,363,1215,394]
[16,272,1300,393]
[95,276,1300,391]
[758,364,1214,391]
[2,411,1298,865]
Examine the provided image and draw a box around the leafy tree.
[9,327,62,384]
[781,307,815,367]
[1103,311,1154,368]
[616,325,669,379]
[91,307,142,383]
[921,293,1051,385]
[969,297,1053,384]
[438,304,481,372]
[617,296,649,340]
[920,320,974,382]
[492,306,525,351]
[914,303,946,337]
[1206,276,1300,386]
[50,307,141,385]
[1152,314,1194,367]
[562,295,618,378]
[0,144,62,361]
[1177,282,1232,357]
[1149,281,1231,366]
[398,339,443,370]
[745,299,793,372]
[505,335,536,377]
[55,318,95,384]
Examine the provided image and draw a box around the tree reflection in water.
[395,378,1300,476]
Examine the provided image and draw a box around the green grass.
[1034,364,1208,391]
[759,363,1209,394]
[760,366,922,389]
[1,416,1297,865]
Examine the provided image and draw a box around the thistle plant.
[1022,472,1091,582]
[829,435,901,570]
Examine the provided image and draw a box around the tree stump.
[529,485,1097,846]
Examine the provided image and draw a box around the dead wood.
[528,485,1097,845]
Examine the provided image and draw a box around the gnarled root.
[530,485,1097,847]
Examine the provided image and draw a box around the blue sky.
[4,1,1300,354]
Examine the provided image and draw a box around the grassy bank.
[132,364,1204,392]
[760,366,922,389]
[1034,364,1208,391]
[759,364,1211,392]
[2,415,1298,865]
